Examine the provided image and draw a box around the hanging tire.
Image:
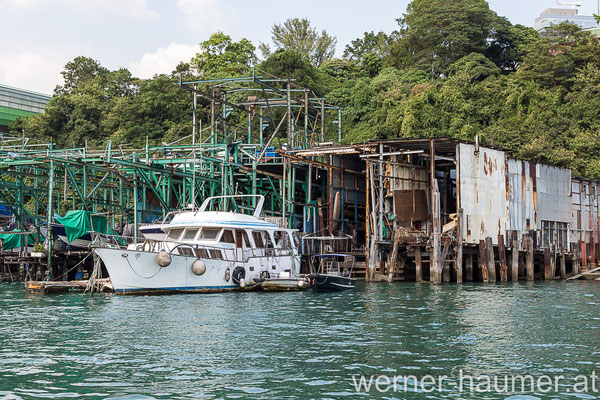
[232,266,246,285]
[260,270,270,279]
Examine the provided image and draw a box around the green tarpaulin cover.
[55,210,115,243]
[0,230,37,250]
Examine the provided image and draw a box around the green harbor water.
[1,281,600,399]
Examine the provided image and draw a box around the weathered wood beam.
[498,234,507,282]
[485,237,496,282]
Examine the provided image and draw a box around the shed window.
[167,228,183,240]
[542,220,568,249]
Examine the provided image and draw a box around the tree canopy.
[191,32,256,76]
[259,18,337,67]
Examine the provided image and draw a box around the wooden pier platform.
[25,279,114,294]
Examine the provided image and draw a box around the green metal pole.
[252,160,257,208]
[259,107,263,146]
[133,177,138,243]
[338,108,342,145]
[46,159,54,276]
[247,112,252,144]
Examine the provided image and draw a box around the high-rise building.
[0,84,51,133]
[534,7,598,32]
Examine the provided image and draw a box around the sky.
[0,0,599,94]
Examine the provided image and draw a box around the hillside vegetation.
[12,0,600,177]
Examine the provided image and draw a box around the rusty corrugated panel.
[507,159,530,234]
[536,165,571,225]
[459,143,507,245]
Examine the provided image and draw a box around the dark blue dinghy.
[308,254,357,292]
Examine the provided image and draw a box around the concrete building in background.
[0,84,51,133]
[534,7,598,32]
[584,25,600,37]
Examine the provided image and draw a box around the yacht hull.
[94,247,300,294]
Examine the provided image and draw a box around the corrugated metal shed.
[459,143,572,248]
[459,144,507,245]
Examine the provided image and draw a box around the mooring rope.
[123,255,162,279]
[52,251,93,281]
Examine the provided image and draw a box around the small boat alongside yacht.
[138,211,177,241]
[93,195,303,294]
[308,254,357,291]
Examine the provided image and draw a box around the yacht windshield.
[167,228,183,240]
[183,229,199,241]
[198,228,220,241]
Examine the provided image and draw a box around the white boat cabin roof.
[162,195,294,233]
[166,211,285,231]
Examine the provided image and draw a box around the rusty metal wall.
[536,164,571,225]
[506,159,535,233]
[458,144,508,245]
[459,143,572,248]
[571,179,599,245]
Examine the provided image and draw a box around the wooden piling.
[560,252,566,279]
[511,232,519,282]
[455,210,463,284]
[388,229,401,282]
[485,237,496,282]
[498,234,507,282]
[441,240,451,283]
[551,245,557,279]
[581,240,587,272]
[544,248,552,280]
[465,254,473,282]
[479,240,488,283]
[431,181,442,285]
[526,235,534,281]
[415,247,422,282]
[573,249,580,276]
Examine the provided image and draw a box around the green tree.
[57,56,108,94]
[343,31,392,62]
[449,52,500,84]
[390,0,497,75]
[259,18,336,67]
[259,50,323,92]
[486,19,540,71]
[191,32,256,76]
[518,22,600,88]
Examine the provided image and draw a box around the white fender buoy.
[239,278,246,288]
[225,268,230,282]
[191,259,206,276]
[298,280,309,289]
[156,250,172,267]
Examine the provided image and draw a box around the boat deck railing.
[91,232,298,263]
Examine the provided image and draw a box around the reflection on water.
[0,281,599,399]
